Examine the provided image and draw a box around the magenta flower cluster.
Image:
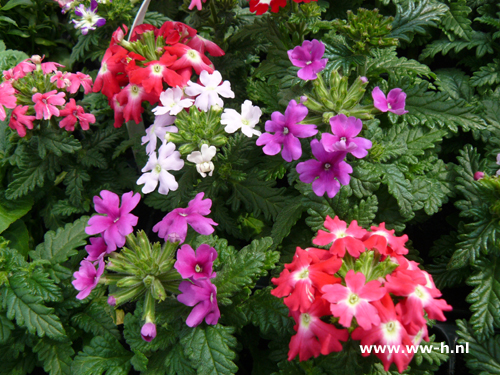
[72,190,140,299]
[175,244,220,327]
[288,39,328,81]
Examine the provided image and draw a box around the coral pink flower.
[8,105,35,137]
[85,190,141,251]
[271,248,342,313]
[32,90,66,120]
[116,84,158,124]
[313,216,368,258]
[165,44,215,75]
[364,223,409,256]
[68,72,93,94]
[152,192,218,243]
[59,98,96,131]
[322,270,386,330]
[288,298,348,361]
[72,258,105,300]
[50,71,71,89]
[177,278,220,327]
[0,81,17,121]
[372,87,408,115]
[188,0,207,10]
[41,61,64,74]
[174,244,218,280]
[352,294,414,373]
[187,35,225,57]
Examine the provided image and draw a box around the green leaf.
[30,216,90,266]
[64,168,90,206]
[389,0,448,43]
[33,338,74,375]
[1,0,32,11]
[164,342,196,375]
[181,324,238,375]
[243,287,293,336]
[411,335,449,369]
[0,314,14,344]
[72,335,133,375]
[270,199,303,251]
[5,155,49,200]
[2,219,30,257]
[404,82,486,132]
[322,35,367,77]
[435,69,473,101]
[71,300,121,341]
[20,269,62,302]
[35,131,81,159]
[366,47,435,79]
[379,163,414,219]
[0,193,33,234]
[441,0,473,41]
[466,257,500,340]
[0,48,28,71]
[420,31,495,60]
[456,319,500,374]
[70,33,100,63]
[213,237,276,305]
[2,276,66,340]
[348,161,382,198]
[471,59,500,88]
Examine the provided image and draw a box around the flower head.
[372,87,408,115]
[178,278,220,327]
[221,100,262,137]
[187,144,216,178]
[72,0,106,35]
[185,70,234,112]
[249,0,287,15]
[256,99,317,162]
[32,90,66,120]
[321,114,372,158]
[72,258,105,300]
[59,98,96,131]
[85,236,109,261]
[288,40,328,81]
[8,105,35,137]
[153,192,218,243]
[175,244,218,280]
[153,87,194,116]
[85,190,140,251]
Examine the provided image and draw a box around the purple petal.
[186,301,210,327]
[289,123,318,138]
[95,18,106,27]
[187,213,218,235]
[310,39,326,61]
[372,87,388,112]
[86,215,113,235]
[119,191,140,214]
[350,137,372,158]
[94,190,120,217]
[187,192,212,216]
[90,0,98,12]
[281,135,302,162]
[297,159,322,183]
[284,100,308,125]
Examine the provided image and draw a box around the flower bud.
[107,295,116,306]
[474,171,485,180]
[140,322,157,342]
[30,55,42,65]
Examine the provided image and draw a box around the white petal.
[200,70,222,87]
[137,172,159,194]
[158,170,178,194]
[194,92,210,112]
[201,144,216,160]
[185,81,204,96]
[216,81,234,98]
[187,151,204,164]
[158,142,176,160]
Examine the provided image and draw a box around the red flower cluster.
[93,21,224,128]
[271,216,452,372]
[1,55,94,137]
[249,0,318,15]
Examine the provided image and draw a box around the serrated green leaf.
[420,31,494,60]
[5,157,47,200]
[71,300,121,341]
[72,335,133,375]
[33,338,74,375]
[64,168,90,206]
[181,324,238,375]
[20,269,62,302]
[0,314,14,343]
[348,161,382,198]
[471,59,500,88]
[379,164,414,218]
[35,131,81,159]
[466,257,500,340]
[214,237,275,304]
[164,342,196,375]
[2,219,29,257]
[0,192,33,234]
[270,199,303,251]
[367,47,435,78]
[441,0,473,41]
[435,69,473,101]
[130,351,148,372]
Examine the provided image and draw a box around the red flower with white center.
[288,298,349,361]
[313,216,368,258]
[8,105,35,137]
[164,44,214,75]
[363,223,408,256]
[93,47,128,100]
[249,0,287,15]
[128,53,185,95]
[68,72,93,94]
[271,248,341,313]
[322,270,386,330]
[110,94,125,128]
[352,294,414,373]
[116,84,158,124]
[0,81,17,121]
[59,98,96,131]
[302,247,333,262]
[32,90,66,120]
[50,71,71,89]
[159,21,197,45]
[188,35,225,57]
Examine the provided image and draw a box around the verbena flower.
[288,39,328,81]
[32,90,66,120]
[152,192,217,243]
[177,278,220,327]
[8,105,35,137]
[142,118,177,155]
[136,142,184,195]
[185,70,234,112]
[256,99,317,162]
[174,244,218,280]
[153,87,194,116]
[72,0,106,35]
[221,100,262,137]
[296,140,352,198]
[72,258,105,300]
[321,114,372,158]
[141,322,157,342]
[187,144,216,178]
[372,87,408,115]
[85,190,140,251]
[85,236,109,261]
[59,98,96,131]
[249,0,286,15]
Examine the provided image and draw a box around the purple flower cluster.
[72,190,140,300]
[297,114,372,198]
[175,244,220,327]
[288,39,328,81]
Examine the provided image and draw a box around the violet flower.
[287,40,328,81]
[321,114,372,158]
[372,87,408,115]
[296,139,353,198]
[72,0,106,35]
[153,192,218,243]
[86,190,141,251]
[177,278,220,327]
[141,322,157,342]
[256,99,317,162]
[72,258,105,300]
[175,244,218,280]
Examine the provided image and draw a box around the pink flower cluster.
[93,21,224,128]
[175,244,220,327]
[271,216,452,372]
[72,190,140,300]
[1,55,94,137]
